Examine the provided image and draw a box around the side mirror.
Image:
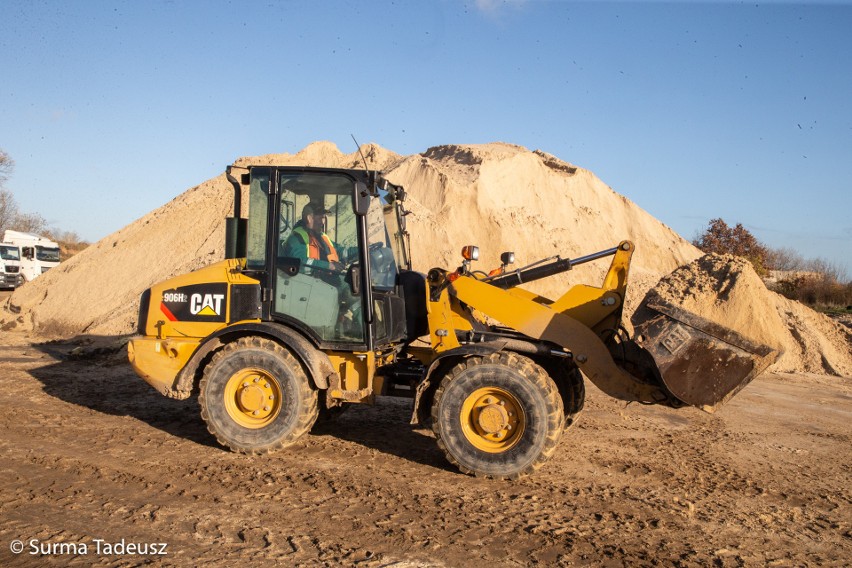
[354,181,370,216]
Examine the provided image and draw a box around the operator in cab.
[281,202,345,276]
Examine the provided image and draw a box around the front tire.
[431,352,564,479]
[542,359,585,430]
[199,336,318,453]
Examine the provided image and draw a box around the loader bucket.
[631,299,780,412]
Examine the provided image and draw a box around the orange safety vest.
[293,227,339,262]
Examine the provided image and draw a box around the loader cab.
[237,166,413,351]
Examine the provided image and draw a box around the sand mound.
[386,143,700,303]
[637,254,852,375]
[4,174,234,336]
[3,141,848,377]
[3,143,401,336]
[233,141,404,172]
[772,294,852,375]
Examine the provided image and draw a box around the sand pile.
[386,143,700,310]
[2,141,848,376]
[3,141,694,337]
[3,175,232,336]
[2,143,401,336]
[637,254,852,375]
[232,141,404,172]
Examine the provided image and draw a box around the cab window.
[36,246,60,262]
[274,172,363,343]
[0,246,19,261]
[366,196,398,290]
[246,168,271,270]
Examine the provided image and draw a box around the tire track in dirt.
[1,334,850,566]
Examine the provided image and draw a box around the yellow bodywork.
[128,259,261,398]
[426,284,470,353]
[326,351,378,402]
[422,241,661,403]
[128,336,203,397]
[428,241,632,350]
[130,240,652,406]
[139,259,258,338]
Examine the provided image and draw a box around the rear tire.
[199,336,318,453]
[431,352,564,479]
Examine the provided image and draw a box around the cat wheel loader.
[128,164,779,479]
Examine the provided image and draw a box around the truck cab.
[2,230,61,283]
[0,243,23,289]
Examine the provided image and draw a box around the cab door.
[271,170,365,345]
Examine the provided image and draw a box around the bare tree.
[0,149,89,254]
[0,149,13,185]
[0,149,47,235]
[48,229,85,245]
[805,257,847,285]
[0,149,18,235]
[0,189,21,235]
[11,211,48,234]
[765,246,806,272]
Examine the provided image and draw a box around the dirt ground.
[0,321,850,567]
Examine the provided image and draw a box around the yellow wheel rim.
[223,368,282,429]
[460,387,525,453]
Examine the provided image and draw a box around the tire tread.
[199,336,318,454]
[431,351,564,480]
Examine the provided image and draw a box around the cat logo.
[190,293,225,316]
[160,284,228,323]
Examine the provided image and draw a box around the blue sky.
[2,0,850,274]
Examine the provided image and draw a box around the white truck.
[2,230,61,284]
[0,241,23,288]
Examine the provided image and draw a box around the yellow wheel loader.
[129,165,779,479]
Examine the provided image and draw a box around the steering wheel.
[311,261,346,276]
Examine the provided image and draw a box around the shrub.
[693,218,769,275]
[768,262,852,309]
